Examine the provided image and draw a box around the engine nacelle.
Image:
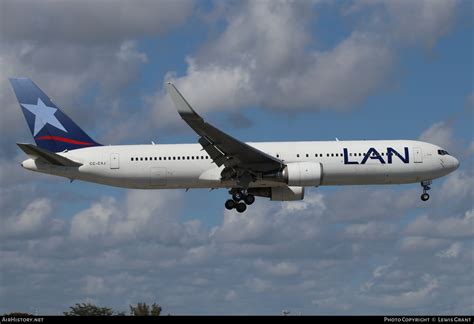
[271,186,304,201]
[283,162,322,187]
[248,186,304,201]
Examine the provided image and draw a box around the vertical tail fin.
[10,78,101,152]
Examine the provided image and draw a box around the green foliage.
[3,313,34,317]
[150,303,162,316]
[130,302,161,316]
[63,303,115,316]
[63,302,162,316]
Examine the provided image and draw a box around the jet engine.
[281,162,322,187]
[248,186,304,201]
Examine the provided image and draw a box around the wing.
[166,82,283,185]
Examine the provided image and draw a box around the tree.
[150,304,162,316]
[129,302,161,316]
[3,313,34,317]
[64,303,115,316]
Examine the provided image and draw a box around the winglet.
[166,82,203,122]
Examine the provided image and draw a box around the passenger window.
[277,154,280,158]
[140,157,143,161]
[172,157,175,160]
[131,158,134,161]
[327,154,329,157]
[206,156,209,159]
[306,154,309,158]
[331,154,334,157]
[297,154,300,158]
[320,154,323,157]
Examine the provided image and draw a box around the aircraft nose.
[452,156,460,170]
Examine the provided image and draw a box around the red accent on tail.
[35,136,95,146]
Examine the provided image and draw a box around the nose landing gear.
[225,189,255,213]
[420,180,432,201]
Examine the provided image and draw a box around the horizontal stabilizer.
[17,143,82,167]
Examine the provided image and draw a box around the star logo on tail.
[21,98,67,136]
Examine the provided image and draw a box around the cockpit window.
[438,150,449,156]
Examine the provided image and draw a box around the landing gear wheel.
[244,194,255,205]
[225,199,236,210]
[420,180,432,202]
[232,192,243,202]
[421,193,430,201]
[236,202,247,213]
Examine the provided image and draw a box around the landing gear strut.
[420,180,432,201]
[224,189,255,213]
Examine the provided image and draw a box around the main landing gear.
[420,180,432,202]
[225,189,255,213]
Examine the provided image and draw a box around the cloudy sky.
[0,0,473,315]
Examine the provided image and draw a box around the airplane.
[10,78,460,213]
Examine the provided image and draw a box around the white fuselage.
[21,140,459,190]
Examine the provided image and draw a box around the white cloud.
[466,91,474,109]
[1,175,473,314]
[246,277,272,294]
[2,198,60,238]
[225,290,237,302]
[281,192,325,213]
[367,275,440,309]
[0,0,195,150]
[399,236,448,253]
[0,0,471,316]
[70,197,117,240]
[83,276,106,296]
[383,0,458,49]
[254,259,299,277]
[0,0,195,43]
[149,0,458,129]
[344,222,397,241]
[439,170,473,203]
[419,121,456,150]
[212,202,273,243]
[70,190,205,246]
[405,210,474,239]
[436,242,462,258]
